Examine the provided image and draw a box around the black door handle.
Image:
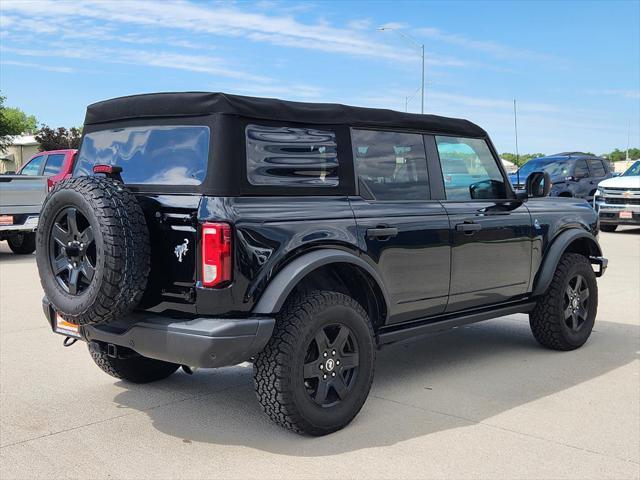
[366,227,398,239]
[455,222,482,234]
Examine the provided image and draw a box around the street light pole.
[379,27,425,114]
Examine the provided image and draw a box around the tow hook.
[182,365,198,375]
[107,343,118,358]
[63,336,78,347]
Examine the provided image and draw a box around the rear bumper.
[0,215,39,233]
[42,299,275,368]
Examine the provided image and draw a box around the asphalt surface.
[1,228,639,480]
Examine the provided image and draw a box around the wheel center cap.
[65,244,80,258]
[325,358,335,372]
[572,298,579,309]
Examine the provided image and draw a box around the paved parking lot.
[1,228,638,480]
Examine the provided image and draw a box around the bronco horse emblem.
[174,238,189,262]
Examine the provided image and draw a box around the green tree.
[0,95,39,153]
[35,125,82,151]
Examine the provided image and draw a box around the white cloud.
[0,0,468,66]
[1,59,74,73]
[584,89,640,100]
[416,27,556,63]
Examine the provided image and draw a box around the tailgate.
[0,175,48,214]
[136,194,201,314]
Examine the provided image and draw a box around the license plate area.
[54,313,81,338]
[620,211,633,219]
[0,215,13,225]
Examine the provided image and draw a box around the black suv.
[36,92,607,436]
[510,152,612,201]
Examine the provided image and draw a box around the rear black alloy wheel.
[49,207,96,295]
[303,324,359,407]
[563,274,589,332]
[254,290,375,436]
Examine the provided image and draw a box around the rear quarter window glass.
[74,126,209,185]
[246,124,338,187]
[588,159,606,176]
[43,154,65,175]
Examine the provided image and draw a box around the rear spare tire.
[36,177,150,325]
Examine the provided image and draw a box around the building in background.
[0,135,39,173]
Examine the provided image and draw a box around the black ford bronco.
[37,92,607,436]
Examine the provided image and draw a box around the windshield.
[74,125,210,185]
[622,160,640,176]
[517,158,570,178]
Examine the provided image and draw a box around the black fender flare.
[252,248,390,317]
[532,228,602,296]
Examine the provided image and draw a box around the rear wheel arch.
[252,249,389,330]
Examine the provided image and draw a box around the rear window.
[245,124,338,187]
[74,126,210,185]
[43,154,65,175]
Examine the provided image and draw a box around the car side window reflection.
[435,136,506,200]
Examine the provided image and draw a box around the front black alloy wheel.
[303,324,359,407]
[563,274,589,332]
[254,290,375,436]
[49,207,96,295]
[530,253,598,351]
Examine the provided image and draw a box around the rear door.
[586,158,609,199]
[349,129,450,324]
[431,135,532,312]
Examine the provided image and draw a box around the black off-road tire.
[7,232,36,254]
[36,177,150,325]
[530,253,598,351]
[253,290,376,436]
[88,342,179,383]
[600,224,617,233]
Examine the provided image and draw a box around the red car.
[18,149,77,188]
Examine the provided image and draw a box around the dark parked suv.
[510,152,612,201]
[36,92,607,436]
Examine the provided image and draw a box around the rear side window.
[588,159,606,176]
[43,154,65,175]
[574,159,589,178]
[74,126,210,185]
[20,155,44,175]
[245,124,338,187]
[436,136,506,200]
[351,129,429,201]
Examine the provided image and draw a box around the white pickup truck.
[0,175,48,254]
[594,160,640,232]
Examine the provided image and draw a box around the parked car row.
[509,153,639,231]
[0,149,76,254]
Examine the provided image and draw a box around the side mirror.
[526,171,552,198]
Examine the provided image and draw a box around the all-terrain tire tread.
[529,253,596,351]
[88,343,179,383]
[253,291,374,436]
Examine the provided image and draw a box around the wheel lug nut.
[331,372,336,377]
[323,352,328,358]
[332,350,336,356]
[336,360,340,365]
[319,364,323,369]
[323,374,327,379]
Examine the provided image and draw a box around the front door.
[350,129,450,324]
[433,135,533,312]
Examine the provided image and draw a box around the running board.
[377,301,536,346]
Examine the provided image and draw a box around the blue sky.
[1,0,638,154]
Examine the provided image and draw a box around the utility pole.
[514,99,520,167]
[379,27,425,114]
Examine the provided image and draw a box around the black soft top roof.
[84,92,486,138]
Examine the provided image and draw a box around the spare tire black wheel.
[36,177,150,325]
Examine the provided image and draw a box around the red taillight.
[201,222,232,288]
[93,164,122,174]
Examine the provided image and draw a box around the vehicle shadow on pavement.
[0,249,36,264]
[113,316,639,456]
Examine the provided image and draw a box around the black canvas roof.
[84,92,487,138]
